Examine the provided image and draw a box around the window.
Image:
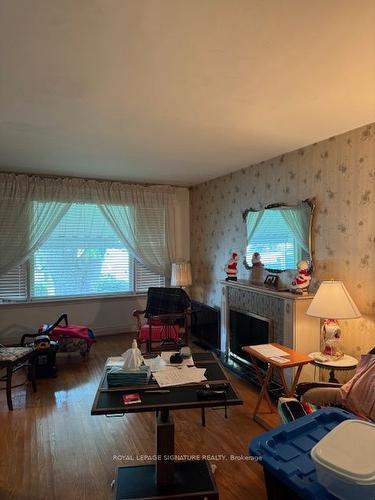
[246,210,304,270]
[0,264,27,301]
[32,203,133,298]
[0,203,165,301]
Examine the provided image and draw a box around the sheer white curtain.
[98,185,177,277]
[0,173,178,279]
[245,211,264,246]
[0,174,71,277]
[280,201,312,254]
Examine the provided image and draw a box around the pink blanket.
[339,354,375,421]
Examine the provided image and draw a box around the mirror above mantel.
[243,199,315,273]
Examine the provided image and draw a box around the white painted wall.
[0,188,190,345]
[0,295,145,345]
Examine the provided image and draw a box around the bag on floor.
[39,314,96,357]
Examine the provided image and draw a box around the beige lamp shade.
[171,262,192,287]
[306,280,361,319]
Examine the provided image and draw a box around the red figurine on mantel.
[290,260,311,293]
[225,252,239,281]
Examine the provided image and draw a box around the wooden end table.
[308,352,359,383]
[242,343,312,430]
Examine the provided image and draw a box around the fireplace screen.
[229,309,273,367]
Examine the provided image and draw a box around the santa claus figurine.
[225,252,240,281]
[290,260,311,293]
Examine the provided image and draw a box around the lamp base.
[321,319,344,360]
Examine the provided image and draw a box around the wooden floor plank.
[0,334,279,499]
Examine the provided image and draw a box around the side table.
[308,352,358,383]
[242,343,312,430]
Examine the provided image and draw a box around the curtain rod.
[0,168,186,190]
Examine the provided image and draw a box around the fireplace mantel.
[219,279,315,300]
[220,279,320,383]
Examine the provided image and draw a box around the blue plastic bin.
[249,407,359,500]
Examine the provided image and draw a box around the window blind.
[0,203,165,302]
[30,202,165,299]
[135,262,165,292]
[134,207,166,291]
[247,210,300,270]
[31,203,134,298]
[0,264,27,301]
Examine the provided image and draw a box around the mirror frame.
[242,198,315,273]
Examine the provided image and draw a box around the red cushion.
[45,324,96,346]
[138,324,181,343]
[148,319,163,326]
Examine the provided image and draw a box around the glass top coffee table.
[91,351,242,499]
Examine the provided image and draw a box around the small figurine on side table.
[225,252,239,281]
[290,260,311,294]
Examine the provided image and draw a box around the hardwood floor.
[0,334,279,500]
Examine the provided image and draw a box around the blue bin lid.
[249,407,358,500]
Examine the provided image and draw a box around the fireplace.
[220,280,320,385]
[229,308,273,367]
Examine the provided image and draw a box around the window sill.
[0,292,147,307]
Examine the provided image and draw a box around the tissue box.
[107,365,151,386]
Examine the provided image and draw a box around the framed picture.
[264,274,279,289]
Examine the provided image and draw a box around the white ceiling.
[1,1,375,186]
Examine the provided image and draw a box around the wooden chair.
[0,345,36,410]
[133,287,191,353]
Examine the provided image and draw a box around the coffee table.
[91,351,242,499]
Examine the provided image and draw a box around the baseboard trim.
[94,325,137,337]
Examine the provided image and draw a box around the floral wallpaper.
[190,123,375,356]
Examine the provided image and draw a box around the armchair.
[133,287,191,352]
[295,346,375,421]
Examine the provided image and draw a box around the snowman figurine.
[251,252,263,267]
[290,260,311,293]
[250,252,265,285]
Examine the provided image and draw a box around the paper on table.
[161,351,195,366]
[143,356,167,372]
[153,366,206,387]
[250,344,289,358]
[269,356,289,364]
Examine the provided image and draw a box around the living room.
[0,2,374,500]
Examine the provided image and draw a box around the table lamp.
[171,262,192,289]
[306,280,361,358]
